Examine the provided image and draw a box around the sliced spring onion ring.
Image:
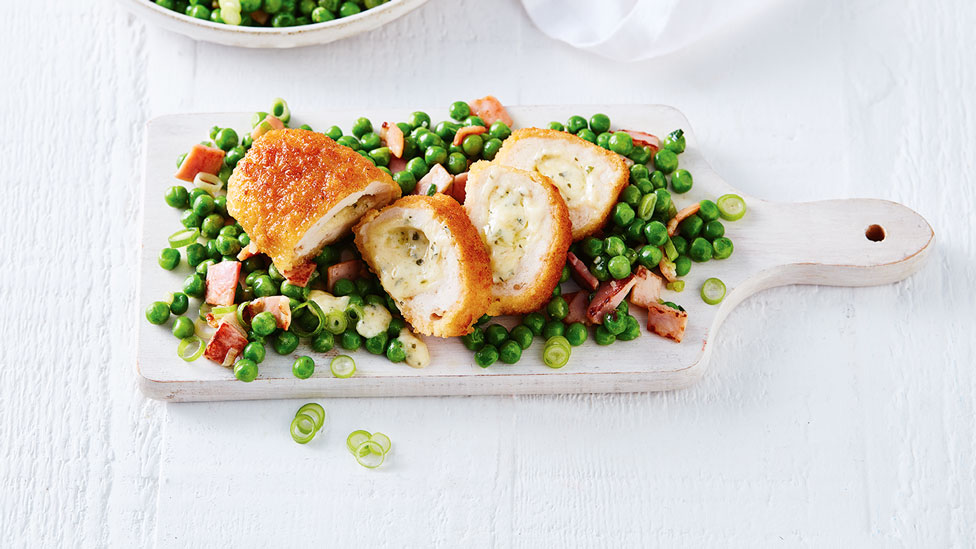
[717,194,747,221]
[543,340,571,369]
[193,172,223,196]
[345,303,365,323]
[236,301,251,329]
[700,277,727,305]
[198,303,213,321]
[211,304,236,317]
[295,403,326,431]
[168,228,200,248]
[346,430,371,453]
[369,432,392,455]
[544,335,571,352]
[664,238,679,262]
[291,301,325,338]
[271,97,291,124]
[290,416,317,444]
[330,355,356,378]
[354,441,385,468]
[177,336,205,362]
[666,280,685,292]
[325,310,348,335]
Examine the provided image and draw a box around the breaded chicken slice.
[227,129,401,274]
[353,194,491,337]
[464,161,572,316]
[494,128,629,240]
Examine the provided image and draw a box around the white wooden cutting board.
[137,105,934,401]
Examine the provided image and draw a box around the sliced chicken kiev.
[227,129,401,275]
[464,161,572,316]
[494,128,629,240]
[353,194,492,337]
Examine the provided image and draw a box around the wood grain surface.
[2,0,974,546]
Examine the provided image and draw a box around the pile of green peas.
[153,0,390,28]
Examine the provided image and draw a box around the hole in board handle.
[865,224,886,242]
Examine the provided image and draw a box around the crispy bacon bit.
[204,317,248,365]
[658,257,677,282]
[174,144,225,182]
[621,130,661,151]
[451,172,468,203]
[562,291,591,325]
[236,241,259,261]
[469,95,513,127]
[567,252,599,291]
[250,114,285,141]
[283,262,316,288]
[452,125,487,146]
[414,163,453,196]
[327,259,367,292]
[250,9,269,24]
[247,296,292,331]
[381,122,405,158]
[586,275,639,324]
[629,266,664,308]
[646,301,688,342]
[667,203,701,237]
[388,156,407,174]
[205,261,241,306]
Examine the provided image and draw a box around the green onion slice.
[168,228,200,248]
[211,304,236,316]
[330,355,356,378]
[271,98,291,124]
[543,338,571,369]
[291,301,325,338]
[236,301,251,329]
[369,432,392,455]
[290,416,317,444]
[717,194,747,221]
[701,277,727,305]
[544,335,571,352]
[177,336,205,362]
[345,303,365,323]
[354,441,385,469]
[664,238,678,261]
[638,192,657,221]
[325,310,348,335]
[666,280,685,292]
[198,303,212,321]
[346,430,372,453]
[295,403,326,431]
[193,172,223,196]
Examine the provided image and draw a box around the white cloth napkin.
[520,0,775,62]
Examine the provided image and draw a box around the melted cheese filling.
[479,172,548,283]
[368,221,443,301]
[294,181,392,258]
[533,151,594,207]
[356,304,392,339]
[396,327,429,368]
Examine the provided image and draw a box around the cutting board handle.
[746,198,934,288]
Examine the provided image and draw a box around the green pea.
[409,111,431,129]
[689,237,713,262]
[337,1,360,17]
[488,121,511,140]
[340,330,362,351]
[356,133,379,151]
[552,284,562,297]
[590,259,609,281]
[170,316,194,339]
[214,128,238,151]
[650,170,667,190]
[311,6,335,22]
[642,221,668,247]
[332,278,355,297]
[674,255,692,277]
[449,101,471,121]
[250,312,276,337]
[630,164,650,183]
[215,235,240,256]
[205,240,220,260]
[233,359,258,383]
[693,201,718,224]
[191,193,215,217]
[548,121,565,131]
[560,264,571,283]
[218,225,239,238]
[712,237,734,260]
[580,236,603,258]
[336,135,361,150]
[243,341,266,363]
[416,131,443,151]
[547,296,568,320]
[664,128,686,153]
[603,236,626,257]
[617,315,641,341]
[461,134,483,157]
[321,126,342,140]
[498,340,522,364]
[245,269,265,287]
[589,113,611,134]
[612,203,635,227]
[671,169,693,193]
[464,115,486,127]
[289,356,313,379]
[180,210,201,230]
[170,293,189,315]
[165,186,189,209]
[636,245,661,269]
[435,152,463,175]
[654,149,678,174]
[158,248,180,271]
[510,325,533,350]
[625,219,646,244]
[542,320,565,339]
[350,117,372,138]
[461,327,486,351]
[603,312,628,335]
[653,189,672,215]
[566,115,588,134]
[406,157,428,180]
[430,120,455,141]
[629,145,652,165]
[365,146,390,167]
[252,276,278,298]
[594,325,616,345]
[523,312,545,336]
[263,0,283,12]
[607,256,631,279]
[564,322,587,346]
[146,301,170,325]
[385,318,405,338]
[485,324,509,347]
[608,132,634,155]
[678,215,703,239]
[634,178,654,195]
[201,214,223,239]
[670,235,688,256]
[365,333,388,355]
[378,338,403,362]
[278,281,305,302]
[392,170,417,194]
[183,274,205,298]
[424,146,447,166]
[273,331,300,355]
[619,185,642,208]
[474,344,498,368]
[703,220,725,240]
[596,132,612,149]
[188,4,210,19]
[271,12,296,26]
[576,128,597,144]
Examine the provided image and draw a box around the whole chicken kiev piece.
[227,129,401,279]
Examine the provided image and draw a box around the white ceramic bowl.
[122,0,430,48]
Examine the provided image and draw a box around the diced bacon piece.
[250,9,269,24]
[586,275,639,324]
[388,156,407,174]
[247,296,292,331]
[646,301,688,342]
[567,252,599,291]
[452,125,487,146]
[204,317,248,365]
[174,143,225,182]
[621,130,661,151]
[250,114,285,141]
[413,163,453,196]
[658,257,677,282]
[469,95,513,127]
[327,259,367,292]
[381,122,405,158]
[562,291,591,325]
[667,203,701,237]
[236,241,259,261]
[451,172,468,203]
[283,262,317,288]
[629,266,664,308]
[205,261,241,306]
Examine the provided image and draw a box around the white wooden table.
[2,0,974,546]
